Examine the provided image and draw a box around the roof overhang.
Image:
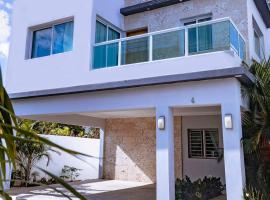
[120,0,270,28]
[9,67,255,100]
[254,0,270,28]
[120,0,191,16]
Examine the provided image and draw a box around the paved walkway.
[8,180,155,200]
[7,179,226,200]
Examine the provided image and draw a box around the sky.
[0,0,13,73]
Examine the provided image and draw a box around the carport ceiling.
[78,106,221,119]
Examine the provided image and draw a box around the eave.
[254,0,270,28]
[120,0,191,16]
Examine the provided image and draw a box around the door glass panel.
[108,28,120,41]
[93,45,106,69]
[188,28,197,53]
[95,21,107,43]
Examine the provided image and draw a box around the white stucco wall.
[5,0,124,94]
[6,0,243,94]
[36,135,101,181]
[182,115,225,183]
[247,0,269,61]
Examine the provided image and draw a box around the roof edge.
[120,0,191,16]
[254,0,270,28]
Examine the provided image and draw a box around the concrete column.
[221,103,246,200]
[156,106,175,200]
[99,128,105,179]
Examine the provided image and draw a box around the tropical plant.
[27,120,100,138]
[15,120,50,186]
[242,58,270,199]
[175,176,225,200]
[0,69,87,199]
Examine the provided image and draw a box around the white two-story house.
[5,0,270,200]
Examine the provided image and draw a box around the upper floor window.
[188,129,220,159]
[31,20,74,59]
[253,18,264,59]
[95,20,120,44]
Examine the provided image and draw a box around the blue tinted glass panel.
[230,23,239,54]
[188,27,197,53]
[107,43,119,67]
[52,21,74,54]
[93,45,106,69]
[108,28,120,41]
[239,36,246,60]
[31,28,52,58]
[95,21,107,43]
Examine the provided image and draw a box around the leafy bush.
[175,176,225,200]
[38,177,57,185]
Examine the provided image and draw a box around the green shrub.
[175,176,225,200]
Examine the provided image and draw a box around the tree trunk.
[25,158,32,187]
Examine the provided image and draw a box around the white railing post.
[149,35,153,61]
[118,41,121,66]
[184,28,189,56]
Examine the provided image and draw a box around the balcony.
[93,18,246,69]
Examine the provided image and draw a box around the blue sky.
[0,0,13,72]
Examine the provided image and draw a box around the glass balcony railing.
[93,18,246,69]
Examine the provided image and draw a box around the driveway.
[7,179,226,200]
[7,180,156,200]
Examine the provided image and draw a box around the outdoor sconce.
[158,116,165,130]
[224,114,233,129]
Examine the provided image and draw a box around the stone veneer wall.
[124,0,248,41]
[103,117,182,183]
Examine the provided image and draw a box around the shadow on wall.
[103,117,182,183]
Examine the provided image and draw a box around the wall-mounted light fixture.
[224,114,233,129]
[158,116,166,130]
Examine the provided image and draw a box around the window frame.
[28,17,74,59]
[181,14,213,26]
[95,18,121,44]
[188,128,220,159]
[252,18,265,60]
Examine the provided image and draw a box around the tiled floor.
[7,179,226,200]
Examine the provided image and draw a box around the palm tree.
[15,120,51,186]
[0,68,87,199]
[242,58,270,198]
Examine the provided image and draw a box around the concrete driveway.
[7,180,156,200]
[7,179,226,200]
